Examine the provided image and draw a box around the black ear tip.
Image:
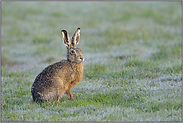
[61,30,67,33]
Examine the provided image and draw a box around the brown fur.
[31,28,84,102]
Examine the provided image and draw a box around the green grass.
[1,1,182,122]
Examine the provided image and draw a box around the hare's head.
[61,28,84,63]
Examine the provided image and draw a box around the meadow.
[1,1,182,122]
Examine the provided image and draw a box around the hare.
[31,28,84,103]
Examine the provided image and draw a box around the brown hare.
[31,28,84,103]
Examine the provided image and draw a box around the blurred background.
[2,1,181,70]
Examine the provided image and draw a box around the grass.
[1,1,182,122]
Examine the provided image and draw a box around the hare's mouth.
[69,58,84,63]
[75,58,84,63]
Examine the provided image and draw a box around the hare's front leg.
[65,88,74,100]
[56,90,64,102]
[61,88,73,104]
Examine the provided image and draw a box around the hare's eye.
[71,50,75,54]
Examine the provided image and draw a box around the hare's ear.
[61,30,71,49]
[71,28,80,48]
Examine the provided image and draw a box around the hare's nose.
[80,57,84,62]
